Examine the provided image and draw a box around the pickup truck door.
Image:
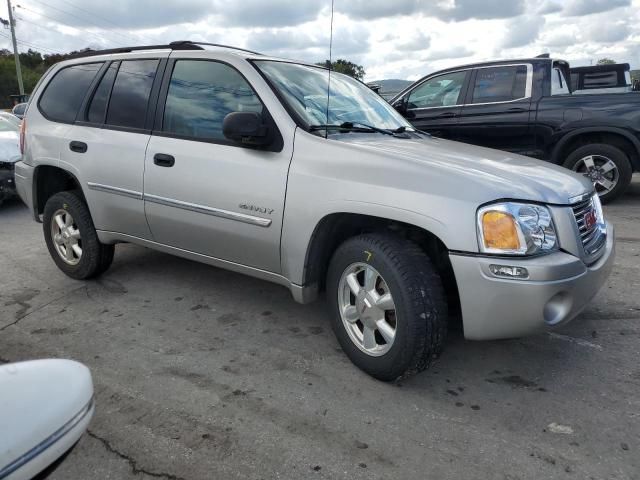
[455,65,537,156]
[394,70,470,140]
[143,58,292,273]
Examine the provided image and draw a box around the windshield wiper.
[309,121,401,136]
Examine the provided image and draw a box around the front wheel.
[326,233,448,381]
[43,191,114,279]
[563,143,632,204]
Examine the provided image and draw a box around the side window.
[87,62,118,123]
[583,71,618,89]
[162,60,263,141]
[471,65,529,104]
[407,71,467,109]
[39,63,103,123]
[106,59,159,129]
[551,68,570,96]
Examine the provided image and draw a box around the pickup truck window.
[551,67,570,95]
[471,65,528,104]
[38,63,103,123]
[255,60,410,132]
[407,71,467,109]
[162,60,263,141]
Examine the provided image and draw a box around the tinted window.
[87,62,118,123]
[106,59,159,129]
[162,60,263,141]
[471,65,528,104]
[39,63,102,122]
[407,71,467,109]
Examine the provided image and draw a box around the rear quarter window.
[38,63,103,123]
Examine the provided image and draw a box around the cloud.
[538,1,564,14]
[433,0,526,21]
[585,23,631,43]
[396,32,431,52]
[424,47,475,62]
[336,0,526,21]
[29,0,212,29]
[502,16,546,49]
[211,0,323,27]
[564,0,631,16]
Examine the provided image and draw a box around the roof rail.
[170,41,263,55]
[68,41,262,59]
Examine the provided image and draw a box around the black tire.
[563,143,632,204]
[326,233,448,381]
[43,191,114,279]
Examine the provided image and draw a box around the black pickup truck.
[391,57,640,202]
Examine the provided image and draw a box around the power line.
[0,30,58,53]
[24,0,150,45]
[16,4,128,47]
[55,0,159,44]
[15,12,121,48]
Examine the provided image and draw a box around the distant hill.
[369,79,413,99]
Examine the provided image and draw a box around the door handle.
[506,107,527,113]
[69,141,87,153]
[434,112,457,118]
[153,153,175,167]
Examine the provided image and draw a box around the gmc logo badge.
[584,210,597,230]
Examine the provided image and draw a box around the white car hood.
[0,131,21,163]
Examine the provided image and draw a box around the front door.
[396,70,470,140]
[455,65,536,156]
[143,58,292,273]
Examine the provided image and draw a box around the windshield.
[254,60,413,133]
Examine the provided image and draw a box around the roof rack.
[69,41,262,59]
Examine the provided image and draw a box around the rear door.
[143,57,292,273]
[62,54,167,238]
[455,64,536,155]
[394,70,470,140]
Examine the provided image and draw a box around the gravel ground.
[1,178,639,480]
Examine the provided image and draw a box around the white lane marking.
[547,423,574,435]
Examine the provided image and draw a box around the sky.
[0,0,638,81]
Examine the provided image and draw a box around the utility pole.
[7,0,24,95]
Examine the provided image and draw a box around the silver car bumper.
[13,161,36,218]
[449,222,615,340]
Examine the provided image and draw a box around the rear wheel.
[563,143,632,204]
[326,233,447,381]
[43,191,114,279]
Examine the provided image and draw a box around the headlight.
[477,202,558,255]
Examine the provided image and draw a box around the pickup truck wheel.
[326,233,447,381]
[564,144,632,204]
[43,191,114,280]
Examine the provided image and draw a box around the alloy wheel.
[573,155,619,196]
[50,209,82,265]
[337,263,397,357]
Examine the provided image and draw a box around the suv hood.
[336,134,593,205]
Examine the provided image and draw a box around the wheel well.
[34,166,84,216]
[303,213,461,319]
[555,132,639,170]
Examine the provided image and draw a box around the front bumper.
[450,222,615,340]
[0,164,16,200]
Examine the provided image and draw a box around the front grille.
[572,196,606,257]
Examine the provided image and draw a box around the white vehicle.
[0,359,94,479]
[0,117,21,205]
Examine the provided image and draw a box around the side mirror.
[0,359,94,479]
[222,112,271,147]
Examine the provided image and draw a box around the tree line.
[0,48,92,109]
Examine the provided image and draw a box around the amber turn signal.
[482,211,520,250]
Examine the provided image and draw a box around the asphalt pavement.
[1,179,639,480]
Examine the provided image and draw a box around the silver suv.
[15,42,615,380]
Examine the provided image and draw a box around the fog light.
[489,264,529,279]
